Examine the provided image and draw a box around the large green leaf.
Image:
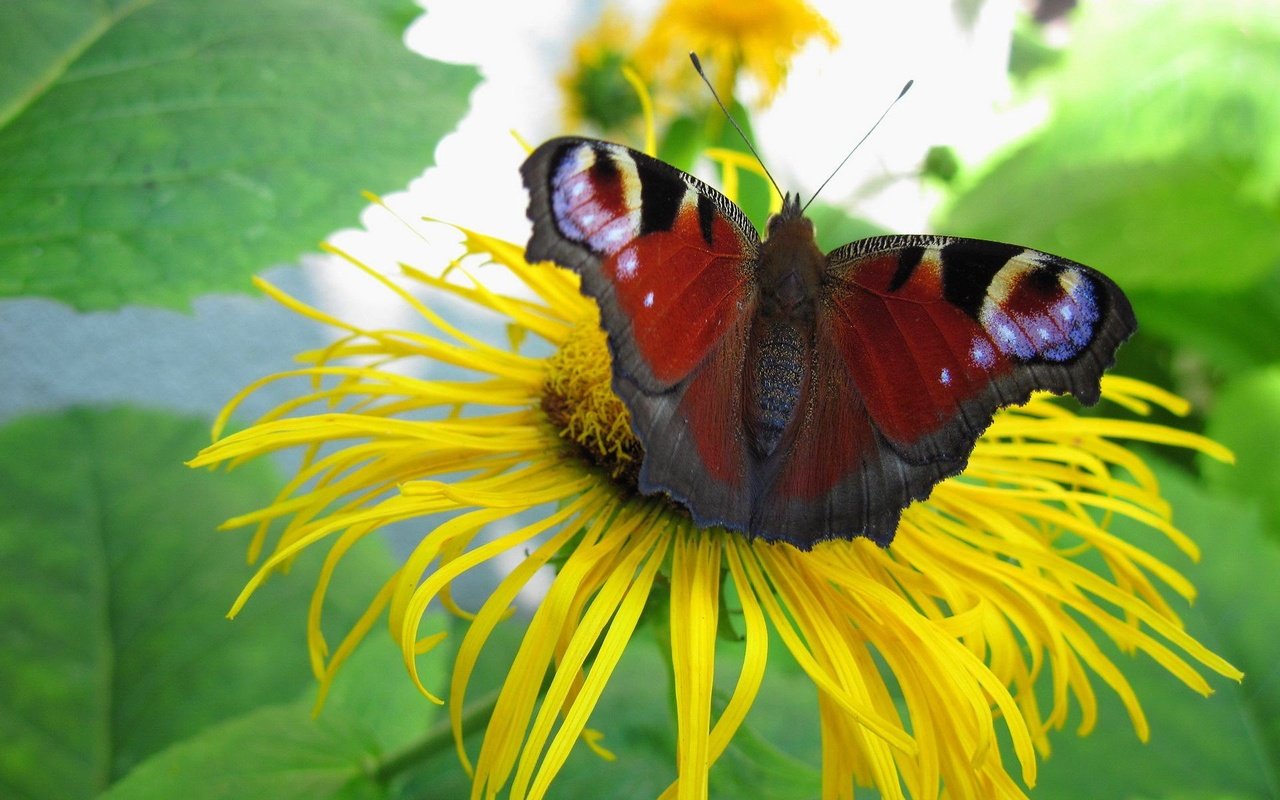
[0,408,396,798]
[0,0,478,310]
[100,634,446,800]
[941,0,1280,294]
[1202,367,1280,537]
[103,704,392,800]
[1028,460,1279,798]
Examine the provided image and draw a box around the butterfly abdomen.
[745,214,827,460]
[748,319,808,458]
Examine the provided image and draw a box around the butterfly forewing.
[522,138,759,390]
[522,137,762,528]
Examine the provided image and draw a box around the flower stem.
[371,688,501,784]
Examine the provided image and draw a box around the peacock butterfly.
[520,137,1136,549]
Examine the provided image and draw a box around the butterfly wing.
[754,235,1136,547]
[521,137,762,527]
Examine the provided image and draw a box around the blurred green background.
[1,0,1277,798]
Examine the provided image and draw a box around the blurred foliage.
[1007,13,1064,79]
[567,48,644,131]
[939,0,1280,536]
[921,145,961,185]
[2,0,1277,798]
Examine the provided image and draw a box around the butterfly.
[521,137,1136,549]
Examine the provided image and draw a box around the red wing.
[823,235,1137,466]
[522,138,759,390]
[751,325,942,548]
[754,235,1136,548]
[620,311,755,530]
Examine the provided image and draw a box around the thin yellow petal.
[525,524,673,800]
[669,527,721,800]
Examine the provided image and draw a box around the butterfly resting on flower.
[521,94,1135,550]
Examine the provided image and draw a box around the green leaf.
[1008,15,1064,80]
[940,0,1280,293]
[1051,0,1280,181]
[1202,367,1280,536]
[708,689,821,800]
[0,0,478,310]
[316,630,448,759]
[101,633,449,800]
[0,407,396,798]
[944,157,1280,293]
[712,101,777,231]
[100,704,390,800]
[661,102,776,231]
[1028,459,1279,799]
[657,114,702,174]
[1129,264,1280,377]
[388,617,524,800]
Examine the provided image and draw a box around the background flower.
[636,0,836,106]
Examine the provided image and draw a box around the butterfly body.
[745,197,822,459]
[522,137,1136,549]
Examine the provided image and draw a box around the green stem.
[371,688,501,784]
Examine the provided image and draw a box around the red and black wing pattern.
[524,137,1137,548]
[521,138,761,525]
[752,235,1136,547]
[827,235,1135,459]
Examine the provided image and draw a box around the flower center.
[542,318,644,486]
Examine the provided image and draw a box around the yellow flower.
[634,0,838,106]
[190,195,1240,798]
[560,8,645,133]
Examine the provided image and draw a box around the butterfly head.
[759,192,823,319]
[765,192,815,241]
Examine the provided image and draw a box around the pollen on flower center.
[542,318,644,484]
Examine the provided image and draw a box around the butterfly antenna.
[689,52,785,203]
[800,79,914,214]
